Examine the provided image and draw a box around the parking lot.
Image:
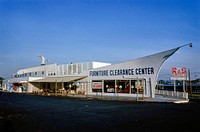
[0,92,200,132]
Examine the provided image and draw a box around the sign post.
[171,67,188,99]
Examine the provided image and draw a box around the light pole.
[179,43,193,98]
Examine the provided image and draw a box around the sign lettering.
[89,67,154,77]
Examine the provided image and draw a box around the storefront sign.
[172,67,187,77]
[171,67,187,80]
[89,67,154,77]
[92,82,102,89]
[171,76,187,80]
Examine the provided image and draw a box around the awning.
[30,75,87,83]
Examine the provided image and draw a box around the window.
[104,80,115,93]
[92,80,103,92]
[78,63,82,74]
[116,80,130,93]
[91,79,146,94]
[68,65,72,74]
[73,64,77,74]
[131,80,136,94]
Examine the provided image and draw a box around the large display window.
[92,79,145,95]
[135,80,145,94]
[131,80,137,94]
[104,80,115,93]
[116,80,130,93]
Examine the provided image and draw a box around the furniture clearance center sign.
[89,67,154,77]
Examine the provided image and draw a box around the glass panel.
[116,80,130,93]
[131,80,137,94]
[135,80,145,94]
[104,80,115,93]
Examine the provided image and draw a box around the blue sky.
[0,0,199,79]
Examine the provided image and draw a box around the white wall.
[92,62,111,69]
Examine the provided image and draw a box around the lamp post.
[179,43,193,98]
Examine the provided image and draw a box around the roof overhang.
[29,75,87,82]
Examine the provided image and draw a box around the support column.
[62,80,64,96]
[149,78,153,98]
[174,80,176,94]
[115,80,117,94]
[129,80,131,94]
[102,80,104,93]
[183,80,185,92]
[55,79,57,96]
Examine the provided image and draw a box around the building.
[9,62,111,93]
[8,45,190,99]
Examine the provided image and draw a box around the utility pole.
[188,69,192,96]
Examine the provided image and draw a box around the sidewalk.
[30,92,190,103]
[141,95,189,103]
[67,94,189,103]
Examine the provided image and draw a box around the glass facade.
[92,79,145,95]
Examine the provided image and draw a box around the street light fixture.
[189,43,193,47]
[179,43,193,48]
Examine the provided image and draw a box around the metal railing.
[156,89,188,99]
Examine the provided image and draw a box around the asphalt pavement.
[0,92,200,132]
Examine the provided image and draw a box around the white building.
[8,45,190,98]
[9,62,111,93]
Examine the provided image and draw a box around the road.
[0,92,200,132]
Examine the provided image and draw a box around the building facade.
[8,46,184,98]
[9,62,111,93]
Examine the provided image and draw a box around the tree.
[158,80,165,84]
[0,77,4,87]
